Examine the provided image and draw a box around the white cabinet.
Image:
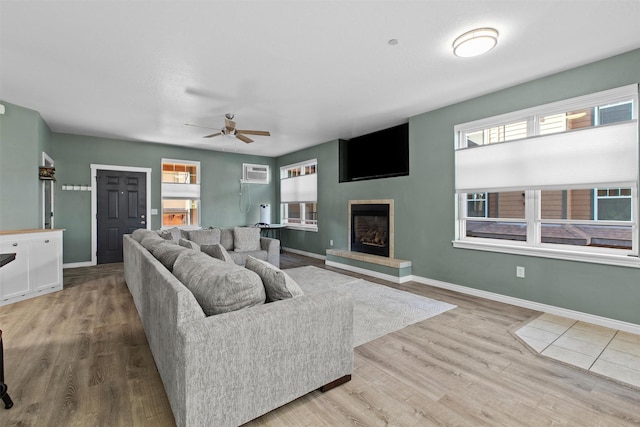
[0,229,63,306]
[0,239,30,299]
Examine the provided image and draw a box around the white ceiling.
[2,1,640,157]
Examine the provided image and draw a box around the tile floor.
[515,313,640,389]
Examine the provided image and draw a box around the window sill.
[452,239,640,269]
[285,225,318,232]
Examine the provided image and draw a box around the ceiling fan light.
[453,27,498,58]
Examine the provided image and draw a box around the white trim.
[282,247,325,260]
[63,261,94,269]
[325,260,412,284]
[452,239,640,268]
[410,274,640,336]
[0,286,62,307]
[90,164,152,266]
[284,224,318,232]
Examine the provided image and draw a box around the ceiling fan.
[186,113,270,143]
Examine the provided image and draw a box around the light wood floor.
[1,253,639,426]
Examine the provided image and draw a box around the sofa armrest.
[176,291,353,427]
[260,236,280,267]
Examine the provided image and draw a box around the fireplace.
[350,203,390,257]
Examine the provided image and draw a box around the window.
[594,188,632,221]
[454,85,639,267]
[280,159,318,230]
[161,159,200,228]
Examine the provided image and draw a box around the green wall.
[0,102,51,230]
[1,49,638,324]
[278,49,640,324]
[51,133,276,263]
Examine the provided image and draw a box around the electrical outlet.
[330,239,334,246]
[516,266,525,278]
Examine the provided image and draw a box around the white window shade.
[280,173,317,203]
[455,120,638,193]
[161,183,201,199]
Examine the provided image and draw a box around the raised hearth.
[325,249,412,284]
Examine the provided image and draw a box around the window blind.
[161,183,201,199]
[280,173,317,203]
[455,120,638,193]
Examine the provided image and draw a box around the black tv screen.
[339,123,409,182]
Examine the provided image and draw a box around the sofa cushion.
[245,256,304,302]
[218,228,235,251]
[228,250,268,267]
[140,235,173,252]
[233,227,261,252]
[201,243,235,264]
[151,243,189,271]
[131,228,159,243]
[184,228,221,246]
[158,226,182,242]
[173,251,266,315]
[179,238,200,252]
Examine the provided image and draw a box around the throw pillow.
[233,227,261,252]
[173,252,266,315]
[185,228,221,246]
[140,235,171,252]
[218,228,234,251]
[179,238,200,252]
[132,228,158,243]
[151,243,189,271]
[245,256,304,302]
[158,226,182,242]
[201,243,235,264]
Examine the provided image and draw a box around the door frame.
[90,164,152,266]
[42,151,55,229]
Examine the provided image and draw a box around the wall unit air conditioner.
[242,163,270,184]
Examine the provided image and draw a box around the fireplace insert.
[350,204,390,257]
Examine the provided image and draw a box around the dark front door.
[97,170,147,264]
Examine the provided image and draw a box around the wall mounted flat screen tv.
[339,123,409,182]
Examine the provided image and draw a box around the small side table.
[255,223,286,240]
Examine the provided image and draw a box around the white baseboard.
[0,285,62,306]
[63,261,94,269]
[325,260,412,284]
[282,247,326,260]
[411,274,640,335]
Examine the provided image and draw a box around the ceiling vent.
[242,163,270,184]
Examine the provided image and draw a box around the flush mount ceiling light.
[452,27,499,58]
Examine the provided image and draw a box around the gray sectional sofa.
[123,229,353,427]
[162,226,280,267]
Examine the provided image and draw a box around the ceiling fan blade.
[236,134,253,143]
[203,132,222,138]
[225,118,236,131]
[237,130,270,136]
[185,123,219,130]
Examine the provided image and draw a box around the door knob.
[141,221,146,225]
